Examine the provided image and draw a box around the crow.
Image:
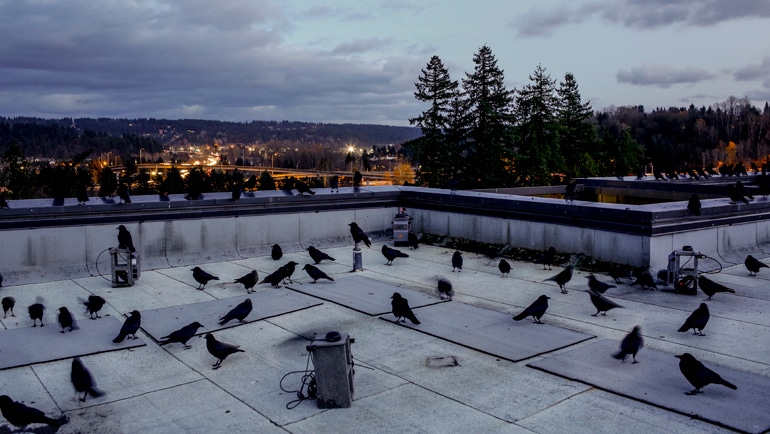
[544,265,573,294]
[303,264,334,283]
[382,245,409,265]
[565,180,578,202]
[160,321,204,348]
[408,231,419,249]
[534,247,556,270]
[512,295,550,324]
[697,275,735,299]
[116,225,136,252]
[744,254,768,276]
[2,296,15,318]
[231,184,242,202]
[117,183,131,204]
[609,264,632,283]
[727,184,750,204]
[278,261,299,284]
[630,270,658,290]
[58,307,78,333]
[307,246,335,264]
[687,194,701,216]
[28,301,45,327]
[675,353,737,395]
[612,325,643,363]
[586,274,616,294]
[498,259,511,277]
[71,358,105,402]
[270,244,283,261]
[0,395,68,428]
[353,170,363,188]
[451,251,463,272]
[678,303,710,336]
[391,292,420,324]
[191,266,219,290]
[588,290,624,316]
[329,175,339,193]
[77,186,90,205]
[437,278,454,301]
[735,180,754,200]
[242,175,257,191]
[205,333,244,369]
[218,299,252,325]
[653,171,666,181]
[113,310,141,343]
[260,267,287,288]
[294,180,315,196]
[80,295,106,319]
[0,194,8,209]
[348,222,371,248]
[234,270,258,293]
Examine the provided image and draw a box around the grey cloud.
[616,64,715,87]
[331,38,393,55]
[733,57,770,81]
[511,0,770,36]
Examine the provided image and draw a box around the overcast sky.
[1,0,769,126]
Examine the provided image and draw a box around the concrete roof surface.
[0,241,766,433]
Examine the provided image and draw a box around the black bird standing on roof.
[544,265,573,294]
[348,222,371,248]
[77,186,90,205]
[612,325,643,363]
[271,244,283,261]
[697,275,735,299]
[534,247,556,270]
[117,183,131,204]
[727,184,750,204]
[279,261,299,284]
[756,174,770,198]
[408,231,419,249]
[0,193,8,209]
[160,322,204,348]
[58,307,78,333]
[437,278,454,301]
[329,175,339,193]
[512,295,550,324]
[231,183,242,202]
[295,180,315,196]
[303,264,334,283]
[675,353,737,395]
[610,264,632,283]
[0,395,68,428]
[687,194,701,216]
[653,170,667,181]
[588,290,624,316]
[451,251,463,272]
[116,225,136,252]
[113,310,141,343]
[630,270,658,290]
[2,296,15,318]
[391,292,420,324]
[260,267,287,288]
[565,179,578,202]
[28,300,45,327]
[81,295,106,319]
[586,274,616,294]
[498,259,511,277]
[736,180,754,200]
[218,299,252,325]
[382,245,409,265]
[191,266,219,290]
[744,254,768,276]
[678,303,710,336]
[353,170,363,188]
[71,358,105,402]
[307,246,335,264]
[205,333,244,370]
[234,270,258,293]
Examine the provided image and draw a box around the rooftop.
[1,237,768,433]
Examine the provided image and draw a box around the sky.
[1,0,769,127]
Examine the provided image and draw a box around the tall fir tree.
[514,64,562,186]
[461,45,516,188]
[557,72,599,178]
[408,55,461,187]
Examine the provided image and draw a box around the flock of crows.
[0,216,761,429]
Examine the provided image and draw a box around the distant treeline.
[0,117,422,159]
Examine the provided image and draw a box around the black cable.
[280,350,316,409]
[94,248,112,282]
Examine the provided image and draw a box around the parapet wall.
[2,185,769,284]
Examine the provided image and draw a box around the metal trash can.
[307,332,354,408]
[110,248,140,287]
[392,208,411,247]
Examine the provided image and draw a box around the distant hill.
[0,117,422,159]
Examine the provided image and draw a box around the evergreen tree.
[257,171,276,190]
[98,166,117,198]
[408,55,461,187]
[163,166,186,194]
[462,45,516,188]
[514,64,562,186]
[557,72,599,177]
[0,141,35,199]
